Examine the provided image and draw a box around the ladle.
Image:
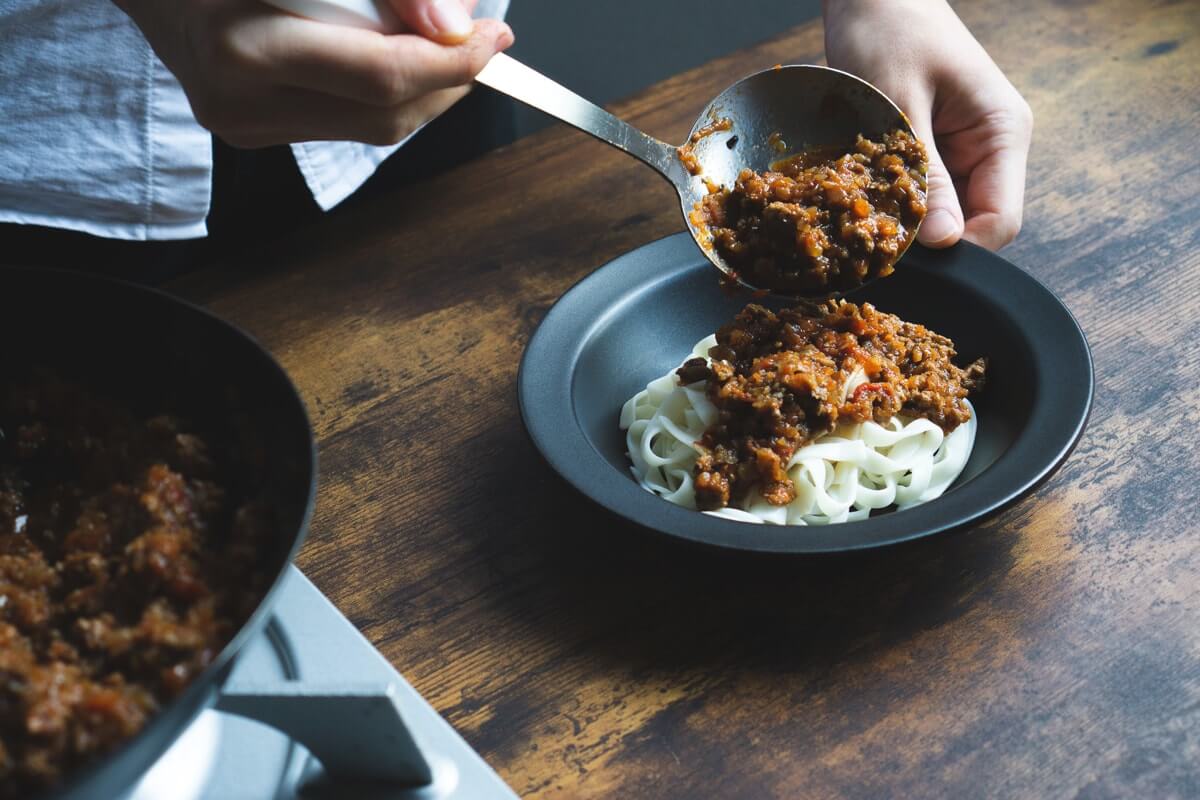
[262,0,921,297]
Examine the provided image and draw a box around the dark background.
[502,0,823,139]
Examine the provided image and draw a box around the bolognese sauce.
[676,117,733,176]
[693,129,928,295]
[0,372,274,797]
[677,301,985,510]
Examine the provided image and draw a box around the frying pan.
[0,266,317,800]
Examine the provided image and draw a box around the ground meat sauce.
[0,372,274,798]
[693,129,928,295]
[678,301,985,511]
[676,117,733,176]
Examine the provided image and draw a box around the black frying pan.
[0,266,316,800]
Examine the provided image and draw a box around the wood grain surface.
[171,0,1200,796]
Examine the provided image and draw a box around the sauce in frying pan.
[0,372,274,797]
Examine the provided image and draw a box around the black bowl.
[518,233,1092,553]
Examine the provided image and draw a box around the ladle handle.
[475,53,684,184]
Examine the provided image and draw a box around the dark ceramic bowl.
[518,233,1092,553]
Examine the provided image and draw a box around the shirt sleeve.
[289,0,511,211]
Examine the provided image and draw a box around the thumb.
[389,0,478,44]
[907,110,964,249]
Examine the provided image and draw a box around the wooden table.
[173,0,1200,796]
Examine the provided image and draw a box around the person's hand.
[822,0,1033,250]
[111,0,513,147]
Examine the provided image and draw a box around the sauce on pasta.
[677,301,985,511]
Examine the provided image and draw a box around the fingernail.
[429,0,473,40]
[920,209,959,245]
[495,24,514,51]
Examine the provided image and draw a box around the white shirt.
[0,0,508,241]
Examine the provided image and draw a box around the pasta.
[619,335,977,526]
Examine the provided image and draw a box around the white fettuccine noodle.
[619,335,977,526]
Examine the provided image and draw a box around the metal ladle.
[262,0,920,297]
[476,55,921,297]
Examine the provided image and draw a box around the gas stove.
[127,567,516,800]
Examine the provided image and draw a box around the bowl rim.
[517,233,1093,554]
